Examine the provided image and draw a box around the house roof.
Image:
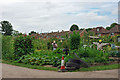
[109,25,120,33]
[90,27,108,34]
[41,29,86,38]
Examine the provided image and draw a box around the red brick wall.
[80,30,87,37]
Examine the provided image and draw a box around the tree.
[12,30,19,36]
[29,31,37,35]
[86,28,92,32]
[70,24,79,31]
[106,26,111,30]
[106,23,118,30]
[0,21,13,35]
[110,23,118,28]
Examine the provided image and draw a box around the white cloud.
[0,1,118,33]
[112,8,118,15]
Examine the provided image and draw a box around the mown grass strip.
[78,63,120,72]
[2,60,58,71]
[2,60,120,72]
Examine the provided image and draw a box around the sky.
[0,0,119,34]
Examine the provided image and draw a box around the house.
[89,27,109,36]
[40,29,87,39]
[108,24,120,36]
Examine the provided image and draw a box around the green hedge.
[2,36,14,60]
[14,35,34,59]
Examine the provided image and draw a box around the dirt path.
[1,63,119,78]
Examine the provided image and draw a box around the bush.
[70,31,80,50]
[2,36,15,60]
[33,39,47,50]
[71,47,109,64]
[47,41,52,50]
[62,39,70,49]
[14,35,34,59]
[53,48,63,54]
[16,50,74,67]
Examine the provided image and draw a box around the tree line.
[0,20,118,36]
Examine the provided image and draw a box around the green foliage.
[106,23,118,30]
[12,30,19,36]
[3,60,58,71]
[0,21,13,35]
[108,48,120,57]
[33,39,47,50]
[47,41,52,50]
[86,28,92,32]
[2,36,15,60]
[14,35,34,59]
[70,24,79,31]
[70,31,80,50]
[16,50,74,67]
[62,39,70,49]
[71,47,109,64]
[53,48,63,54]
[29,31,37,35]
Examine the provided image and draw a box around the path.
[1,63,119,78]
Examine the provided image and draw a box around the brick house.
[108,25,120,36]
[40,29,87,39]
[89,27,109,36]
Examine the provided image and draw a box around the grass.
[2,60,120,72]
[78,63,120,72]
[2,60,58,71]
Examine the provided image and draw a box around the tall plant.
[2,36,14,60]
[70,31,80,50]
[14,35,34,59]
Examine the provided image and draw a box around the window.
[111,33,114,36]
[118,37,120,42]
[97,28,99,31]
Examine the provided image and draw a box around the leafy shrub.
[33,39,47,50]
[62,39,70,49]
[47,41,52,50]
[14,35,34,59]
[71,47,109,64]
[53,48,63,54]
[2,36,15,60]
[16,50,74,67]
[70,31,80,50]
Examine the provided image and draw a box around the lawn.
[2,60,120,72]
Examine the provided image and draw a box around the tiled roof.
[109,25,120,33]
[40,29,86,38]
[90,27,108,34]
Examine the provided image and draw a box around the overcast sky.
[0,0,119,34]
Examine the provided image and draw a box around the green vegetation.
[70,47,109,64]
[70,31,80,50]
[2,60,119,72]
[1,24,120,71]
[2,36,15,60]
[29,31,37,35]
[2,60,58,71]
[14,35,34,59]
[106,23,118,30]
[79,63,120,71]
[70,24,79,31]
[0,21,13,35]
[15,49,74,67]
